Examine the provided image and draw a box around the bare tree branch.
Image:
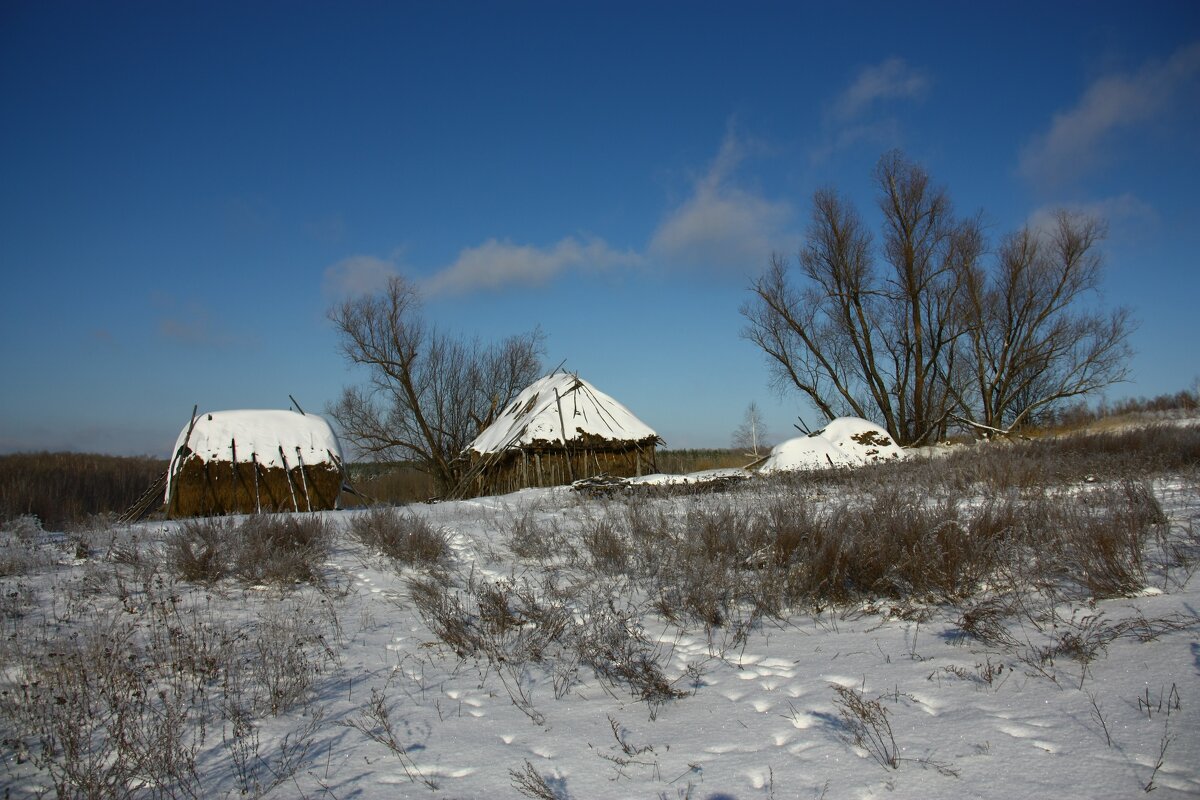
[327,276,545,491]
[742,152,1132,444]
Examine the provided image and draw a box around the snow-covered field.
[2,456,1199,799]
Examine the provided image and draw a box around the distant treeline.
[0,452,167,529]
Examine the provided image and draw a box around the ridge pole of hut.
[251,452,262,514]
[295,447,312,512]
[554,387,574,482]
[279,446,299,512]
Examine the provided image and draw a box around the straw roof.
[165,409,344,501]
[468,373,659,455]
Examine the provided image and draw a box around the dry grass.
[0,552,337,799]
[346,506,449,566]
[168,515,332,586]
[571,427,1189,629]
[0,452,167,529]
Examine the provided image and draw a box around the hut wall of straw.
[166,450,342,517]
[464,437,658,497]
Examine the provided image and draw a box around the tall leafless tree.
[954,210,1133,434]
[741,151,983,445]
[328,276,545,491]
[743,152,1133,444]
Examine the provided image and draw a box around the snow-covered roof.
[168,409,344,472]
[758,416,906,473]
[468,373,659,454]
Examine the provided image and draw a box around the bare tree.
[741,151,983,446]
[328,276,545,491]
[954,210,1134,434]
[742,152,1133,444]
[732,401,770,456]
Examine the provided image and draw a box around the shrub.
[581,517,629,574]
[347,506,449,566]
[233,514,330,585]
[167,515,330,586]
[0,515,51,577]
[169,517,234,584]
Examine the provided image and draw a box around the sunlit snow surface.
[6,474,1199,798]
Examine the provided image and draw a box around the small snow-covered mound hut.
[758,417,906,474]
[456,373,661,497]
[165,410,344,517]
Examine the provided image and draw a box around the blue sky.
[2,1,1198,456]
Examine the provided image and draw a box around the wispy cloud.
[829,57,930,123]
[157,305,240,348]
[423,236,641,296]
[1019,40,1200,188]
[1027,193,1159,240]
[649,129,794,269]
[322,254,403,299]
[811,57,929,162]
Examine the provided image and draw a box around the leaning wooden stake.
[278,446,299,512]
[165,404,200,518]
[251,453,262,514]
[295,447,312,512]
[230,438,239,513]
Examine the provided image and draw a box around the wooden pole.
[251,453,262,513]
[165,404,200,519]
[230,438,239,514]
[554,388,574,481]
[278,446,299,512]
[295,447,312,512]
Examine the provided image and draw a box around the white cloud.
[1019,40,1200,188]
[422,236,641,296]
[153,295,248,349]
[1026,193,1159,240]
[322,254,403,299]
[829,57,929,123]
[810,58,928,162]
[649,131,794,269]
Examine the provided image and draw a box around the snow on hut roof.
[468,373,659,454]
[169,409,344,473]
[758,416,906,473]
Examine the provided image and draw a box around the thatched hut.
[455,373,661,497]
[165,409,344,517]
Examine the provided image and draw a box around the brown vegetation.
[0,452,167,529]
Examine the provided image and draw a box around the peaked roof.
[468,373,659,454]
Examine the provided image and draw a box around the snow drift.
[757,416,906,473]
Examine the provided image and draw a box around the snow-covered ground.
[2,468,1198,799]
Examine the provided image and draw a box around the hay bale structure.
[165,410,345,517]
[453,373,662,498]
